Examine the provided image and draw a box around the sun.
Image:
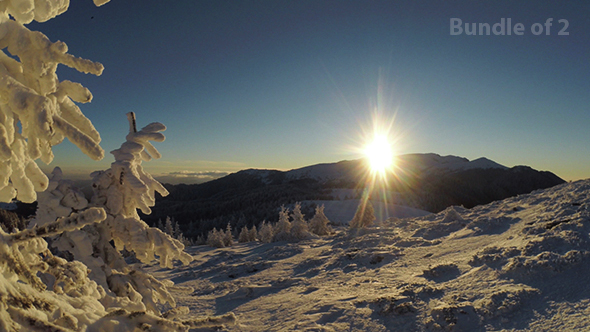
[364,133,394,175]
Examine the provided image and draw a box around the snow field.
[151,179,590,331]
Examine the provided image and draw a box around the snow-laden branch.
[0,2,107,203]
[92,112,169,219]
[10,207,106,243]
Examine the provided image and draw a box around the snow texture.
[150,179,590,331]
[0,0,106,203]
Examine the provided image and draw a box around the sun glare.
[365,133,394,175]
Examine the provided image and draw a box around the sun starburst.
[365,133,394,176]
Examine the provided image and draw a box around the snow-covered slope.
[303,199,431,224]
[150,179,590,331]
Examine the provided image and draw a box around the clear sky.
[30,0,590,183]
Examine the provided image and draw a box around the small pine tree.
[258,220,273,243]
[290,202,311,240]
[157,218,164,231]
[272,206,291,242]
[238,227,250,243]
[223,223,233,247]
[195,234,206,245]
[248,225,258,242]
[350,199,375,229]
[174,220,182,239]
[309,204,332,236]
[165,216,174,236]
[206,228,225,248]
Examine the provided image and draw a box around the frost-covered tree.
[248,224,258,242]
[290,202,312,240]
[272,205,292,242]
[0,2,108,204]
[258,220,273,243]
[206,228,225,248]
[309,204,332,236]
[195,234,206,245]
[32,114,193,317]
[223,223,233,247]
[350,198,376,229]
[238,226,249,243]
[165,216,175,237]
[174,219,182,239]
[238,225,258,243]
[0,208,109,331]
[0,2,236,330]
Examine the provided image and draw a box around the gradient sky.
[29,0,590,183]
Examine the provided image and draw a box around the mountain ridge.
[142,153,565,239]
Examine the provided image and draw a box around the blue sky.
[30,0,590,182]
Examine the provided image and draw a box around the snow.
[145,179,590,331]
[0,1,586,330]
[0,1,106,203]
[306,199,431,224]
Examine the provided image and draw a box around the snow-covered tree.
[223,223,233,247]
[309,204,332,236]
[350,198,376,229]
[0,2,108,204]
[238,226,249,243]
[0,2,238,328]
[238,225,258,243]
[248,224,258,242]
[258,220,273,243]
[174,219,182,239]
[290,202,312,240]
[272,205,292,242]
[206,228,223,248]
[195,233,206,245]
[165,216,175,236]
[32,114,193,315]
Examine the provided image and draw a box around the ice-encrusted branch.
[92,113,169,219]
[10,208,106,243]
[0,3,107,203]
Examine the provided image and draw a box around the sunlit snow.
[149,180,590,331]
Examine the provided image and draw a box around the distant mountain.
[143,154,565,238]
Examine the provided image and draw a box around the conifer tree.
[165,216,174,236]
[258,220,273,243]
[350,198,376,229]
[0,2,235,330]
[238,226,250,243]
[290,202,311,240]
[309,204,332,236]
[248,225,258,242]
[223,223,234,247]
[207,228,225,248]
[174,219,182,239]
[272,205,292,242]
